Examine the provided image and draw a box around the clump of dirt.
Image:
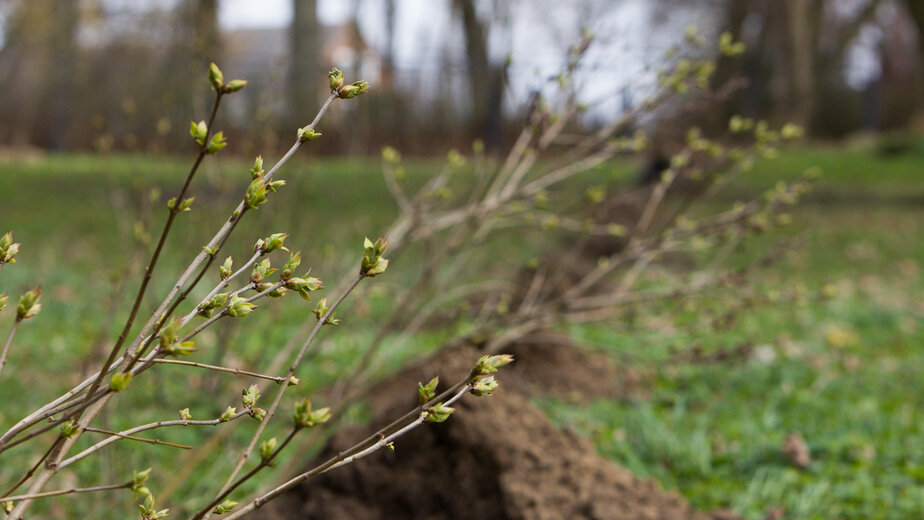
[502,341,619,402]
[256,344,737,520]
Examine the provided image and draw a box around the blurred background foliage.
[0,0,923,156]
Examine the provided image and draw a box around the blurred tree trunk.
[381,0,397,89]
[0,0,77,148]
[782,0,818,128]
[903,0,924,117]
[290,0,320,127]
[41,0,78,150]
[453,0,507,151]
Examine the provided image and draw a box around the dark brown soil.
[255,344,738,520]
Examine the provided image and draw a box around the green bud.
[473,354,514,376]
[250,156,265,178]
[206,131,227,154]
[288,376,300,386]
[328,67,344,90]
[60,419,80,438]
[179,408,192,420]
[213,500,238,515]
[176,197,194,212]
[312,296,338,324]
[219,256,233,280]
[781,123,804,140]
[259,437,278,462]
[425,402,454,423]
[242,384,261,408]
[338,80,369,99]
[259,232,289,253]
[164,341,196,356]
[281,251,301,279]
[219,406,236,422]
[109,372,133,392]
[190,120,208,145]
[209,62,224,90]
[381,146,401,164]
[447,149,466,168]
[266,179,286,193]
[223,79,247,93]
[719,32,745,56]
[293,397,331,428]
[285,276,323,301]
[245,178,268,209]
[203,245,218,256]
[16,287,41,321]
[133,467,152,485]
[0,293,7,312]
[0,231,20,265]
[159,317,182,348]
[250,407,266,421]
[264,284,287,298]
[297,126,322,142]
[607,223,626,237]
[417,376,439,405]
[250,258,276,284]
[471,376,498,396]
[227,296,256,318]
[196,292,226,319]
[361,236,389,277]
[585,185,606,204]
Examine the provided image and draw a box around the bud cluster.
[16,287,42,322]
[209,62,248,94]
[312,296,340,326]
[328,67,369,99]
[244,156,286,210]
[160,317,196,356]
[360,236,389,277]
[417,376,439,405]
[0,231,20,266]
[293,397,331,429]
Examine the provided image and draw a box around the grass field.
[0,137,922,518]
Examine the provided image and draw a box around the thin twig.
[58,411,250,470]
[1,481,131,503]
[150,359,286,383]
[0,320,20,376]
[83,427,192,450]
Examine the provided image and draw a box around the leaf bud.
[109,372,133,392]
[417,376,439,405]
[425,402,454,423]
[259,437,278,462]
[471,376,498,396]
[473,354,514,376]
[208,62,224,90]
[338,80,369,99]
[227,296,256,318]
[297,126,322,142]
[16,287,42,321]
[222,79,247,93]
[213,500,238,515]
[328,68,344,90]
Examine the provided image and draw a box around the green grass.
[0,137,922,518]
[537,139,924,519]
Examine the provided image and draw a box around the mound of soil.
[256,344,736,520]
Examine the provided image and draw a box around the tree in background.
[290,0,321,131]
[452,0,510,151]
